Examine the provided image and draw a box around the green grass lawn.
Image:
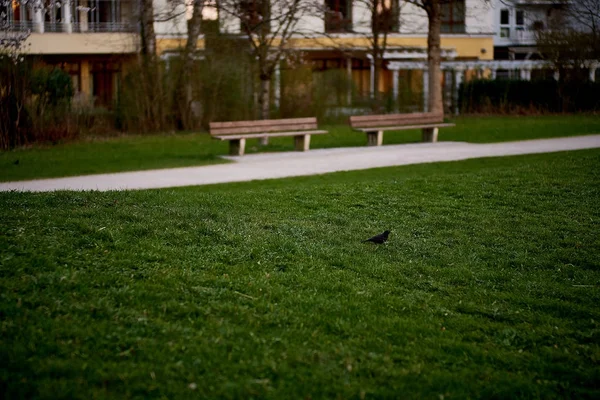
[1,149,599,398]
[1,114,599,182]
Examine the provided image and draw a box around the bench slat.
[353,123,455,132]
[210,117,318,136]
[213,130,328,141]
[350,112,444,129]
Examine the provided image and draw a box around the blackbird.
[363,230,390,244]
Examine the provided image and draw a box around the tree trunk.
[371,0,381,112]
[140,0,156,57]
[372,50,382,112]
[259,76,270,145]
[426,1,443,115]
[176,0,203,129]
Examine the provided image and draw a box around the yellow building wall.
[25,33,139,54]
[156,38,206,55]
[288,36,494,60]
[80,61,91,97]
[155,35,493,61]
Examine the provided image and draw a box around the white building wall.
[491,0,573,46]
[211,0,496,38]
[352,1,372,34]
[465,0,493,34]
[399,2,428,34]
[153,0,188,38]
[296,12,324,34]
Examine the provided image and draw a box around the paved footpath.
[2,135,600,192]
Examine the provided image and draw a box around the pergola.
[372,49,599,113]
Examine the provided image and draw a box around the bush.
[116,57,174,133]
[28,67,77,143]
[459,79,600,114]
[281,67,361,123]
[0,57,31,150]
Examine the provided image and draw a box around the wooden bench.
[349,112,455,146]
[209,117,328,156]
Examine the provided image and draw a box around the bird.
[363,230,390,244]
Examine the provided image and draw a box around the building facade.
[2,0,596,111]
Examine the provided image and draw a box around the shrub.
[117,57,175,133]
[28,67,77,143]
[459,79,600,114]
[0,57,31,149]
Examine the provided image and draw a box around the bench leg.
[366,131,383,146]
[294,134,311,151]
[422,127,439,143]
[229,138,246,156]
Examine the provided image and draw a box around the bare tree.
[403,0,444,115]
[0,0,38,149]
[218,0,313,121]
[0,0,32,60]
[536,0,600,82]
[174,0,205,128]
[311,0,400,111]
[567,0,600,38]
[358,0,400,110]
[315,0,456,115]
[140,0,157,56]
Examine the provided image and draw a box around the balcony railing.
[6,21,36,32]
[73,22,137,33]
[44,23,67,33]
[4,21,137,33]
[514,29,536,43]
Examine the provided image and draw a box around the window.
[70,0,134,32]
[499,8,509,38]
[325,0,351,33]
[515,10,524,26]
[0,0,33,31]
[441,0,465,34]
[239,0,270,33]
[44,1,64,32]
[200,0,219,34]
[500,9,509,25]
[374,0,399,33]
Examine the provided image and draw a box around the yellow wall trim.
[25,33,139,55]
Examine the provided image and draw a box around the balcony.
[514,29,537,44]
[3,0,137,34]
[73,22,137,33]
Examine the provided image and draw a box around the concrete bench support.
[366,131,384,146]
[294,134,311,151]
[422,127,439,143]
[229,138,246,156]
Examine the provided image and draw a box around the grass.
[1,149,599,399]
[1,114,599,182]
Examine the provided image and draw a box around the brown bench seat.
[349,112,455,146]
[209,117,328,156]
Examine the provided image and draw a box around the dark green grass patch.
[0,134,230,183]
[1,150,600,399]
[1,114,599,182]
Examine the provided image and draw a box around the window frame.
[239,0,271,34]
[440,0,465,34]
[373,0,400,33]
[325,0,352,33]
